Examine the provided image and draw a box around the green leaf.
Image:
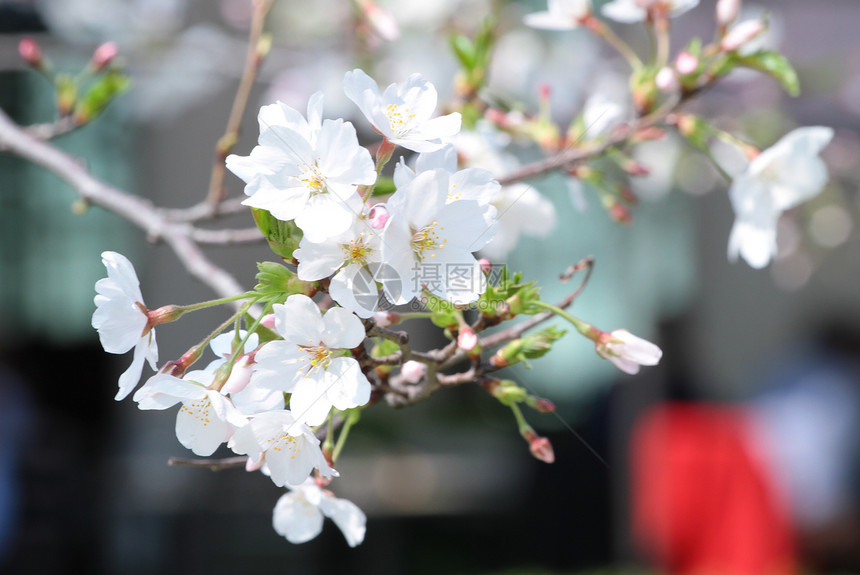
[75,70,130,122]
[450,34,476,70]
[370,339,399,358]
[737,50,800,96]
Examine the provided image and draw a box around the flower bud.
[478,258,492,275]
[721,20,766,52]
[18,37,43,69]
[457,326,478,351]
[400,360,426,384]
[656,67,680,93]
[523,430,555,464]
[595,329,662,375]
[716,0,741,27]
[531,397,556,414]
[608,201,633,224]
[91,42,119,72]
[675,51,699,75]
[260,313,276,330]
[220,356,254,395]
[357,0,399,41]
[367,204,390,229]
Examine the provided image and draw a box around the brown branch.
[204,0,274,209]
[168,456,248,471]
[0,107,247,301]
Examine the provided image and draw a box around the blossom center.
[411,221,446,261]
[299,163,326,194]
[270,432,302,459]
[341,234,373,266]
[179,398,213,426]
[385,103,416,137]
[300,343,332,374]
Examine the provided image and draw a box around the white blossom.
[479,184,557,261]
[249,295,370,426]
[293,217,384,318]
[601,0,699,23]
[728,127,833,269]
[228,410,336,487]
[226,94,376,242]
[272,479,366,547]
[343,68,461,152]
[92,251,158,401]
[378,169,496,305]
[524,0,592,31]
[133,370,247,456]
[596,329,662,375]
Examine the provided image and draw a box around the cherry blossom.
[133,370,247,456]
[479,183,557,261]
[343,68,461,152]
[728,127,833,268]
[92,251,158,401]
[228,410,336,487]
[293,217,383,318]
[249,294,370,426]
[378,168,496,305]
[225,94,376,242]
[524,0,592,31]
[601,0,699,23]
[595,329,662,375]
[272,479,366,546]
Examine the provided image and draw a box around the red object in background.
[631,404,796,575]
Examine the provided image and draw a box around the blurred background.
[1,0,860,573]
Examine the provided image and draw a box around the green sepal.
[423,293,459,329]
[370,339,399,358]
[253,261,312,304]
[736,50,800,96]
[252,208,302,260]
[369,176,396,197]
[74,69,130,123]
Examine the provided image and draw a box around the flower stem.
[175,291,258,314]
[332,409,360,462]
[585,17,642,71]
[530,300,596,340]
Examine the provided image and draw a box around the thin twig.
[204,0,274,209]
[0,107,247,301]
[168,456,248,471]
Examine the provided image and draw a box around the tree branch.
[0,107,247,301]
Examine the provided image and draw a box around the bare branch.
[161,196,248,223]
[168,456,248,471]
[204,0,275,208]
[190,226,265,245]
[0,107,247,300]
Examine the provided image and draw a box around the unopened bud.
[457,326,478,351]
[367,204,390,229]
[260,313,276,330]
[18,37,43,69]
[675,51,699,75]
[478,258,492,275]
[358,0,399,41]
[220,356,254,395]
[721,20,765,52]
[531,397,556,414]
[618,186,640,206]
[523,430,555,464]
[656,67,680,93]
[538,82,551,102]
[716,0,741,27]
[608,201,633,224]
[400,360,426,384]
[91,42,119,72]
[146,304,184,328]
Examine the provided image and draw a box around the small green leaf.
[75,70,130,122]
[450,34,476,70]
[370,339,399,358]
[738,50,800,96]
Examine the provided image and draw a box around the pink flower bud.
[359,0,399,42]
[367,204,390,229]
[529,435,555,464]
[533,398,556,414]
[18,37,42,68]
[721,20,765,52]
[656,67,680,93]
[457,326,478,351]
[716,0,741,26]
[92,41,119,72]
[400,360,426,384]
[260,313,277,330]
[374,311,398,327]
[538,83,551,101]
[595,329,662,375]
[220,356,254,395]
[675,51,699,75]
[478,258,492,275]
